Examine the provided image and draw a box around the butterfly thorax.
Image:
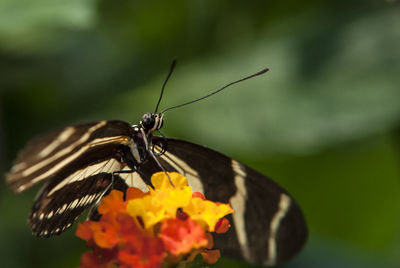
[131,113,165,160]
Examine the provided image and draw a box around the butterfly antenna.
[160,67,269,114]
[154,59,177,113]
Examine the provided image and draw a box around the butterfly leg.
[138,128,172,186]
[152,130,168,156]
[147,149,174,187]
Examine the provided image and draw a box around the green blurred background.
[1,0,400,267]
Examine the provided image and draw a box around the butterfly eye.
[141,113,155,131]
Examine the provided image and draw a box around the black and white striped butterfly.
[6,64,307,266]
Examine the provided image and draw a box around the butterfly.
[6,62,307,266]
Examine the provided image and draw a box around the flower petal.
[159,218,207,256]
[215,218,231,234]
[98,190,126,215]
[76,222,94,242]
[151,172,188,190]
[126,196,165,229]
[92,221,119,249]
[118,236,165,268]
[201,249,221,264]
[192,192,205,200]
[185,198,234,231]
[126,187,147,200]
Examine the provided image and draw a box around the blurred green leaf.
[0,0,95,52]
[112,9,400,156]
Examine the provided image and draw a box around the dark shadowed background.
[1,1,400,267]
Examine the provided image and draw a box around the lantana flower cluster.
[76,172,234,268]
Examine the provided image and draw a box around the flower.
[76,172,234,268]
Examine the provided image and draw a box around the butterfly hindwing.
[28,152,127,236]
[148,137,307,266]
[30,172,113,237]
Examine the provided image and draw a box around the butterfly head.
[140,113,164,135]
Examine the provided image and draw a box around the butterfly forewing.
[6,120,135,193]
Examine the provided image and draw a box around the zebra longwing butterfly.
[6,65,307,266]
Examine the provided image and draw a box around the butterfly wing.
[6,120,137,236]
[31,172,114,237]
[6,120,135,193]
[145,137,307,266]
